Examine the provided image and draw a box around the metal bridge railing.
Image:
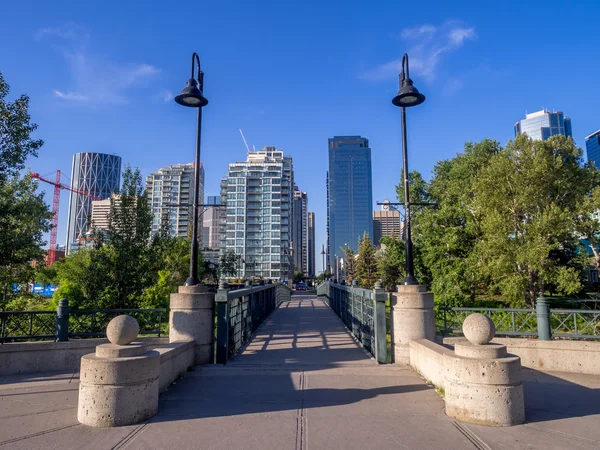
[437,305,600,340]
[317,280,388,363]
[215,281,292,363]
[0,300,166,343]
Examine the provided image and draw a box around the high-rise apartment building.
[373,201,402,244]
[145,163,204,238]
[327,136,373,269]
[66,152,121,253]
[514,109,572,141]
[586,130,600,167]
[292,187,308,275]
[202,195,224,250]
[307,212,315,277]
[221,147,294,280]
[90,197,113,232]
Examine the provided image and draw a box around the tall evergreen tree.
[355,232,378,289]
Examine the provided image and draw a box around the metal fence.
[0,301,166,343]
[437,305,600,340]
[215,282,292,363]
[317,281,387,363]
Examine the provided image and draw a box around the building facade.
[202,195,225,250]
[145,163,204,239]
[307,212,315,277]
[292,187,308,275]
[586,130,600,167]
[66,152,121,253]
[373,201,402,244]
[327,136,373,270]
[221,147,294,280]
[514,109,572,141]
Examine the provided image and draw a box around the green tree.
[355,232,378,289]
[0,72,44,184]
[0,175,52,308]
[341,246,356,284]
[573,170,600,271]
[218,250,239,279]
[474,135,586,307]
[293,270,305,283]
[418,139,501,306]
[0,73,51,309]
[377,236,404,292]
[107,165,153,308]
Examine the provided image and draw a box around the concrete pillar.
[78,316,160,427]
[444,314,525,426]
[390,284,435,364]
[373,282,388,364]
[536,296,551,341]
[169,285,214,365]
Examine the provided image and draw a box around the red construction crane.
[30,170,101,265]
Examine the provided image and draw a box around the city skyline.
[3,2,599,273]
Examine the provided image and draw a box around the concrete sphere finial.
[462,313,495,345]
[106,315,140,346]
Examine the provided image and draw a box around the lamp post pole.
[320,244,326,279]
[392,53,426,286]
[174,52,209,286]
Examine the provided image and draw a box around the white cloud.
[37,23,160,105]
[362,21,476,82]
[160,90,174,102]
[53,90,88,101]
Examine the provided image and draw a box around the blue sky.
[1,0,599,273]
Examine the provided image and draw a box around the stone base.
[78,346,160,427]
[169,285,215,365]
[391,285,435,364]
[444,344,525,426]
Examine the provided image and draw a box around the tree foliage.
[377,236,404,292]
[218,250,239,279]
[341,246,356,284]
[355,232,378,289]
[0,73,51,309]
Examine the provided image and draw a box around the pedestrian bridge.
[1,293,600,449]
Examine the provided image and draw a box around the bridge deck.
[2,294,600,449]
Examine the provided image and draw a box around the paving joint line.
[452,421,492,450]
[0,423,79,446]
[112,422,150,450]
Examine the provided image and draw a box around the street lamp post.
[320,244,326,279]
[392,53,425,286]
[174,52,209,286]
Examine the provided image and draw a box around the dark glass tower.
[586,130,600,167]
[327,136,373,270]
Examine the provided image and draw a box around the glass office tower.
[327,136,373,271]
[586,130,600,167]
[514,109,572,141]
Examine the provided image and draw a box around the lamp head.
[174,78,208,107]
[392,75,425,108]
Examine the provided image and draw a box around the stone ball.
[462,313,495,345]
[106,315,139,345]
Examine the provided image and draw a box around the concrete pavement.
[1,293,600,449]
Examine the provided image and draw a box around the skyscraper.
[373,201,402,244]
[307,212,315,277]
[66,152,121,253]
[292,187,308,275]
[327,136,373,270]
[145,163,204,238]
[586,130,600,167]
[514,109,572,141]
[202,195,224,250]
[221,147,294,280]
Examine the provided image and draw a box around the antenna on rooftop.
[239,129,251,153]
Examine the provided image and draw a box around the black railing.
[0,300,166,343]
[317,281,388,363]
[215,282,292,363]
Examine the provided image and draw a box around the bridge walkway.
[2,293,600,449]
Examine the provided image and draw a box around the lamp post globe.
[175,52,208,286]
[392,53,425,285]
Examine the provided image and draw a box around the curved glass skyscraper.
[66,152,121,253]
